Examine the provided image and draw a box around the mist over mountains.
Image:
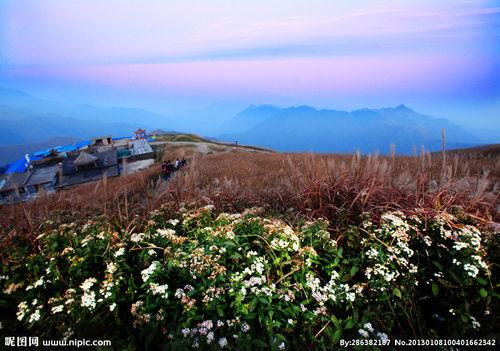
[0,88,179,144]
[0,87,494,165]
[219,104,482,154]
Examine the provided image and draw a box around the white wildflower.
[130,233,145,243]
[149,283,169,299]
[206,331,214,344]
[16,301,29,321]
[463,263,479,278]
[114,248,125,257]
[358,329,369,338]
[241,322,250,333]
[51,305,64,314]
[29,309,41,323]
[80,277,97,291]
[141,261,160,282]
[106,262,117,274]
[157,228,177,239]
[81,291,97,310]
[377,332,389,341]
[33,277,45,288]
[218,337,228,348]
[470,316,481,329]
[422,236,432,247]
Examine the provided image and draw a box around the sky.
[0,0,499,132]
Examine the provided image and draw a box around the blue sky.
[0,0,499,130]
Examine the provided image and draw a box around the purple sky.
[0,0,499,130]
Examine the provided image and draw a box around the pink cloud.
[6,54,493,101]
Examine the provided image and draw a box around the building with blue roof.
[1,128,156,204]
[5,157,30,174]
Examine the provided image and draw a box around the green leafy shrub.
[0,206,497,349]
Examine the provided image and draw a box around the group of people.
[161,158,187,180]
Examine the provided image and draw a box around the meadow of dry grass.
[1,145,498,250]
[161,150,499,223]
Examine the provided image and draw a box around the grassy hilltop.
[0,140,498,349]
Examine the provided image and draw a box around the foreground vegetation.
[1,148,498,246]
[0,145,498,348]
[1,205,497,349]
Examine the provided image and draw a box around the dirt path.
[151,141,271,156]
[195,143,210,154]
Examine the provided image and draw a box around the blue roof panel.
[58,145,77,152]
[5,158,29,174]
[31,149,51,157]
[75,141,91,149]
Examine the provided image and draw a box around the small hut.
[74,152,98,171]
[91,135,113,147]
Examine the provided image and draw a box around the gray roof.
[56,165,119,188]
[96,149,118,167]
[57,149,119,188]
[0,173,28,192]
[0,176,7,191]
[23,165,59,187]
[75,152,98,166]
[131,139,153,156]
[62,148,117,175]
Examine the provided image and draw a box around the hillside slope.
[432,143,500,158]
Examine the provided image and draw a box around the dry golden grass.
[159,151,499,224]
[1,146,498,250]
[0,167,161,247]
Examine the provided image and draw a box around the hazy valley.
[0,88,497,165]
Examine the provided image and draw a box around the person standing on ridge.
[162,160,171,180]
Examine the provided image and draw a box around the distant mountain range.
[0,104,137,145]
[0,88,185,165]
[220,104,282,134]
[219,104,482,154]
[0,87,496,164]
[0,88,177,145]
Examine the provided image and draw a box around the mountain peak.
[289,105,317,113]
[394,104,413,112]
[221,104,283,134]
[243,104,281,112]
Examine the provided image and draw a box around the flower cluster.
[1,205,495,349]
[80,278,97,310]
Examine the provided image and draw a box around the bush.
[0,206,497,349]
